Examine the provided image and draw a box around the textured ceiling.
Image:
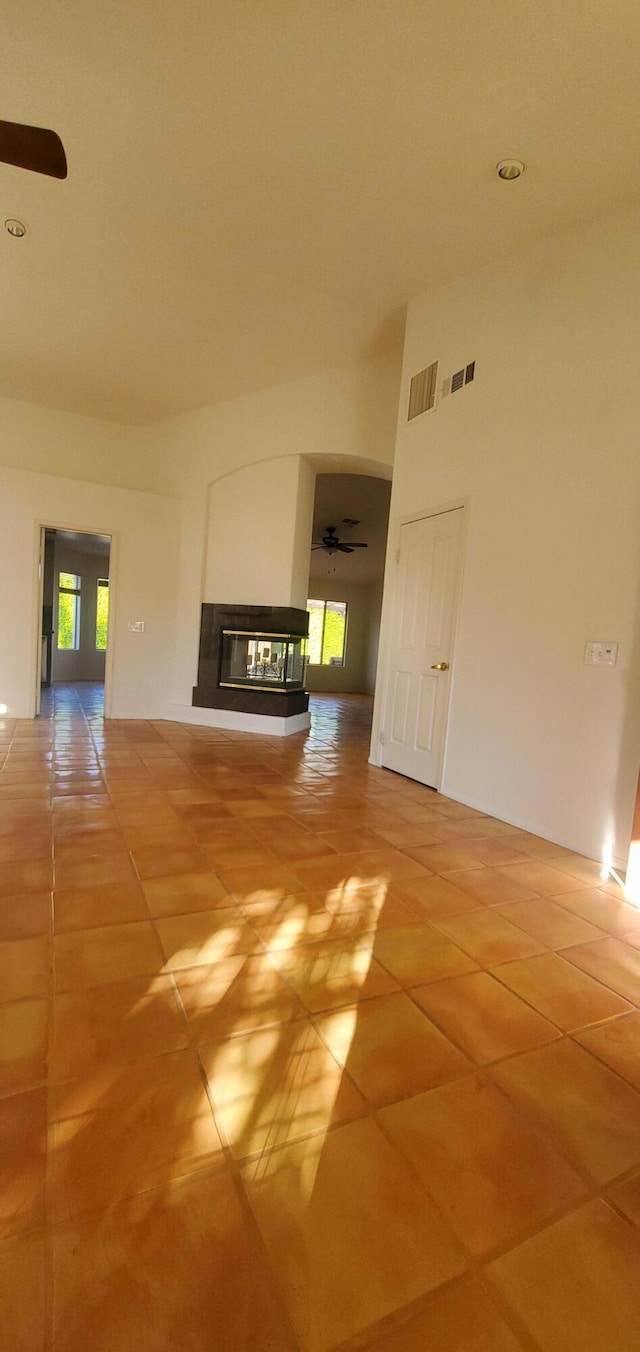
[2,0,640,422]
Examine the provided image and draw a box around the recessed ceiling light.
[5,218,27,237]
[496,159,525,181]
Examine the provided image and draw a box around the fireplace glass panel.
[220,631,306,692]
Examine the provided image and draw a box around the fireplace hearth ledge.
[161,703,311,737]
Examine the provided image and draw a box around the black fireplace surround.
[193,603,309,718]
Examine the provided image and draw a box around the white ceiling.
[309,474,391,585]
[3,1,640,423]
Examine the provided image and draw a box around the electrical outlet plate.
[584,641,618,666]
[128,620,145,633]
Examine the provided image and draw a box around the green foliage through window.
[96,579,109,651]
[306,599,347,666]
[57,572,80,650]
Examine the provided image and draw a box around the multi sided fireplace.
[193,603,309,719]
[220,629,306,692]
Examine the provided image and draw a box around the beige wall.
[372,205,640,865]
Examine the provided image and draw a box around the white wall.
[204,457,315,608]
[51,544,108,683]
[372,206,640,865]
[0,392,149,491]
[0,465,179,719]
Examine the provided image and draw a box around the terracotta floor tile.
[0,833,51,863]
[0,999,49,1096]
[366,824,443,849]
[390,874,479,919]
[131,844,211,881]
[318,829,387,854]
[142,870,232,917]
[55,920,163,991]
[199,841,278,871]
[498,860,602,896]
[54,851,137,892]
[404,844,483,873]
[227,798,290,819]
[494,896,605,949]
[255,899,373,950]
[380,1074,584,1255]
[53,1171,293,1352]
[317,991,469,1107]
[440,868,539,906]
[52,974,187,1083]
[54,828,128,859]
[0,1229,48,1352]
[243,1116,465,1352]
[0,935,52,1001]
[269,833,342,862]
[413,971,559,1063]
[175,952,305,1040]
[562,936,640,1005]
[0,1087,47,1239]
[574,1011,640,1090]
[216,861,306,900]
[157,906,261,971]
[0,890,52,941]
[363,924,479,988]
[432,908,545,965]
[0,858,53,897]
[359,1278,525,1351]
[546,852,611,886]
[51,1049,224,1221]
[459,839,529,867]
[493,951,631,1030]
[550,885,640,934]
[323,889,423,930]
[270,936,401,1012]
[53,879,148,932]
[490,1039,640,1182]
[607,1171,640,1226]
[487,1199,640,1352]
[202,1019,365,1158]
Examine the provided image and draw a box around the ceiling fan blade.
[348,542,368,548]
[0,121,67,179]
[338,545,354,553]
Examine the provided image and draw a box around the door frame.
[32,519,118,718]
[375,495,470,790]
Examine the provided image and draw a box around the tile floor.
[2,683,640,1351]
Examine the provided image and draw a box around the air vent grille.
[407,361,438,420]
[441,359,476,399]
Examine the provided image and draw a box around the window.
[96,578,109,651]
[307,599,348,666]
[57,572,81,650]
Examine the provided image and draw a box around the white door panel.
[382,508,463,788]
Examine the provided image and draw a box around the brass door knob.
[431,661,449,671]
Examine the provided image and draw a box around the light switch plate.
[584,641,618,666]
[128,620,145,633]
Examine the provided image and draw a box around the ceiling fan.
[0,119,67,179]
[312,524,368,555]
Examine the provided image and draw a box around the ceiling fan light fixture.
[5,217,27,237]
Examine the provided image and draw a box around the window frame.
[95,577,110,652]
[306,598,348,668]
[56,572,81,652]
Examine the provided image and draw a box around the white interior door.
[381,507,464,788]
